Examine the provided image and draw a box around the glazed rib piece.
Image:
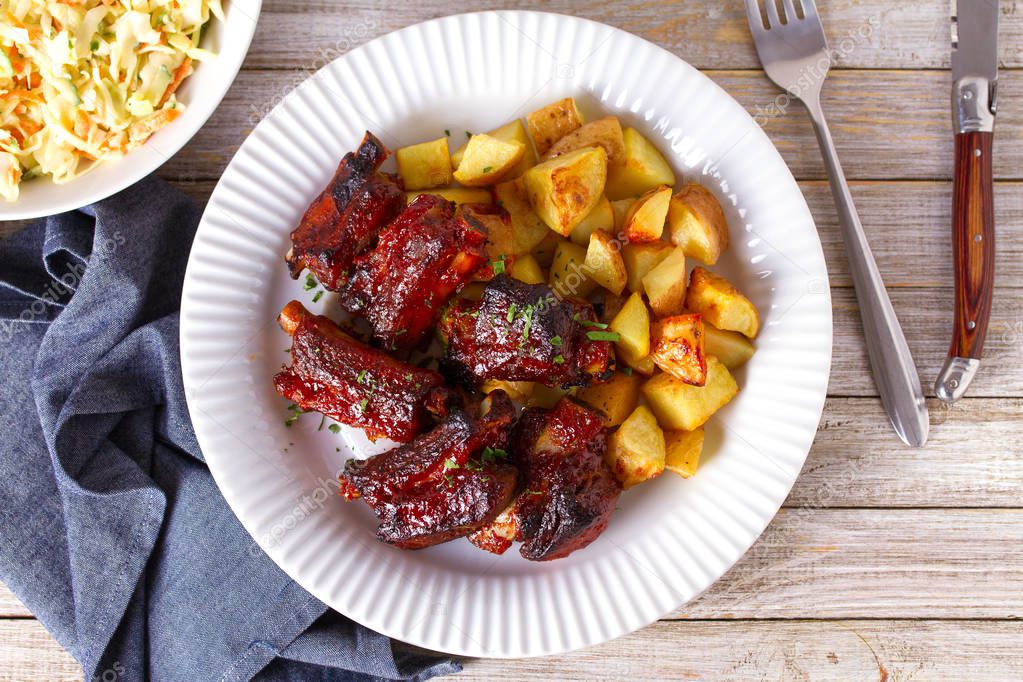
[341,391,519,549]
[439,275,614,389]
[340,194,488,351]
[469,397,621,561]
[273,301,449,443]
[286,132,406,291]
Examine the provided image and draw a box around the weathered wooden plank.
[151,69,1020,183]
[240,2,1023,71]
[2,617,1022,682]
[458,620,1023,681]
[0,620,79,681]
[831,286,1023,398]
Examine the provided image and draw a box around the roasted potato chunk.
[452,119,538,178]
[622,240,673,292]
[641,246,687,317]
[643,356,738,431]
[584,230,627,295]
[493,178,550,254]
[509,254,546,285]
[481,379,534,403]
[668,182,730,265]
[622,185,671,242]
[611,198,634,232]
[407,187,492,205]
[576,370,642,427]
[453,133,526,186]
[609,291,650,367]
[530,231,560,268]
[526,97,585,155]
[524,382,566,409]
[605,405,665,489]
[604,127,676,200]
[650,314,706,386]
[550,239,598,299]
[703,322,756,369]
[396,137,452,190]
[664,428,703,479]
[685,267,760,338]
[524,146,608,236]
[570,195,614,246]
[542,116,626,167]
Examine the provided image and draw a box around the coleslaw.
[0,0,224,202]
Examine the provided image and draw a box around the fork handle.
[803,98,929,447]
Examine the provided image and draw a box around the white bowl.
[0,0,262,220]
[180,11,832,658]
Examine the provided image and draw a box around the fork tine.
[743,0,767,31]
[763,0,782,28]
[781,0,800,21]
[801,0,819,21]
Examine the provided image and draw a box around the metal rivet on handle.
[967,320,977,330]
[974,234,983,242]
[974,148,982,157]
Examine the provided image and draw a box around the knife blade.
[935,0,999,402]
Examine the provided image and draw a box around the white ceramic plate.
[0,0,262,221]
[180,11,832,658]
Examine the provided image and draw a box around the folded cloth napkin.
[0,176,460,682]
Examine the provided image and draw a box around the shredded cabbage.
[0,0,224,201]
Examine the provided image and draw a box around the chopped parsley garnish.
[524,489,542,496]
[442,457,459,470]
[404,372,414,381]
[317,415,327,431]
[356,369,368,384]
[303,273,317,291]
[328,423,341,434]
[359,398,370,413]
[481,446,508,462]
[521,304,535,341]
[550,335,563,347]
[506,303,517,323]
[444,129,451,136]
[492,258,506,275]
[284,403,311,427]
[482,166,493,173]
[575,315,609,329]
[465,130,473,139]
[553,354,565,364]
[622,366,633,376]
[312,289,324,303]
[586,330,621,342]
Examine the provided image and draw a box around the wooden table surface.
[2,1,1022,679]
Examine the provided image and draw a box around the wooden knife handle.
[949,131,995,360]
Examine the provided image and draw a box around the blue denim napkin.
[0,176,460,682]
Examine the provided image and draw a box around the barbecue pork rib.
[340,391,519,549]
[273,301,449,442]
[468,397,621,561]
[340,193,489,351]
[286,132,406,291]
[438,275,615,389]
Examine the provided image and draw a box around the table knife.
[936,0,999,402]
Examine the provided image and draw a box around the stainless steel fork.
[744,0,929,447]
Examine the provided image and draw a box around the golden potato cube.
[407,187,492,206]
[685,267,760,338]
[650,313,706,386]
[641,246,687,317]
[481,379,534,403]
[703,323,756,370]
[453,133,526,187]
[575,371,642,427]
[550,240,597,299]
[664,428,703,478]
[622,241,673,293]
[509,254,546,285]
[523,147,608,237]
[668,182,730,265]
[493,178,550,254]
[584,230,627,296]
[605,405,665,489]
[452,119,538,179]
[570,195,614,246]
[542,115,626,167]
[609,291,650,366]
[604,127,676,200]
[622,185,671,242]
[460,205,516,261]
[525,382,565,409]
[396,137,452,190]
[526,97,585,156]
[611,198,635,232]
[642,356,738,431]
[624,353,657,376]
